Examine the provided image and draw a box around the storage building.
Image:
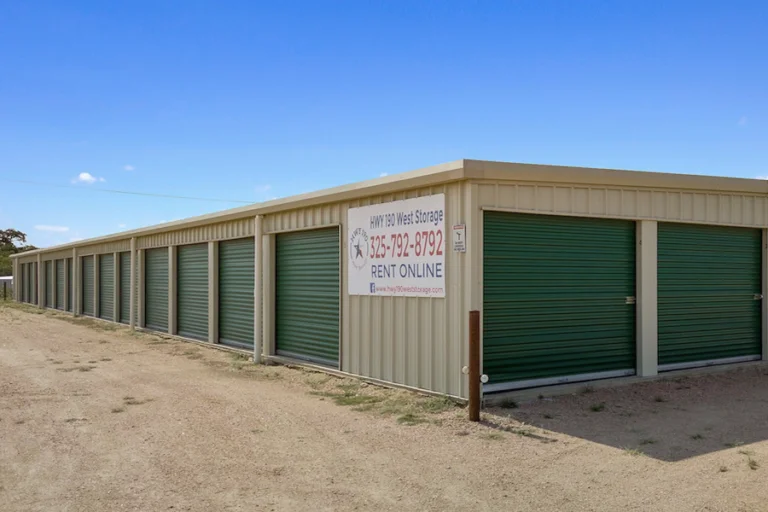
[11,160,768,399]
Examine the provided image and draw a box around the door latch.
[625,296,636,305]
[755,294,764,301]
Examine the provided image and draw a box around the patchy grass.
[397,413,428,426]
[479,432,504,441]
[305,375,333,390]
[100,358,112,362]
[590,403,606,412]
[623,448,645,457]
[498,399,519,409]
[64,418,87,423]
[123,397,153,406]
[639,438,657,446]
[147,340,169,346]
[748,458,760,470]
[719,466,729,473]
[111,407,125,414]
[690,433,704,441]
[739,449,756,457]
[725,441,745,449]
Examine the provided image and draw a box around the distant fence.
[1,280,13,301]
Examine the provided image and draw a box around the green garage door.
[82,256,95,316]
[658,223,762,369]
[33,262,38,305]
[145,248,169,332]
[177,244,208,340]
[483,212,637,390]
[55,260,65,310]
[276,228,340,366]
[67,258,73,312]
[219,238,254,348]
[99,254,114,321]
[45,261,53,308]
[119,252,131,324]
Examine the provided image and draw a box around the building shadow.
[483,364,768,462]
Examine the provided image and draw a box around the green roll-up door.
[82,256,95,316]
[45,261,53,308]
[658,223,762,368]
[32,262,38,305]
[99,254,115,321]
[145,248,169,332]
[483,212,637,390]
[276,228,340,366]
[177,244,209,340]
[119,252,131,324]
[67,258,73,312]
[219,238,254,348]
[55,260,65,310]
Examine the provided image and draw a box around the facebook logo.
[370,282,376,293]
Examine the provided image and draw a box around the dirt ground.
[3,305,768,511]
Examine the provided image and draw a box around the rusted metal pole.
[469,310,480,422]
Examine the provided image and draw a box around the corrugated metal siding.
[99,254,115,321]
[658,223,762,366]
[55,260,64,310]
[264,182,467,398]
[82,256,95,316]
[177,244,209,340]
[219,238,254,348]
[276,228,339,366]
[145,248,169,332]
[476,181,768,228]
[483,212,636,385]
[78,240,130,256]
[139,218,254,249]
[119,252,131,324]
[67,258,73,312]
[45,261,53,308]
[41,249,73,261]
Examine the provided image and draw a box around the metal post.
[469,310,481,422]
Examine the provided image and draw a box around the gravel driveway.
[2,303,768,512]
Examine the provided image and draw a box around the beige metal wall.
[138,218,254,249]
[473,180,768,227]
[263,182,469,399]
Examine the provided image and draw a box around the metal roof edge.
[12,159,468,258]
[463,159,768,194]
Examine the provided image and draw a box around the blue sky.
[1,1,766,247]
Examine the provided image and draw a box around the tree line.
[1,229,38,276]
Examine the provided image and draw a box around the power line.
[1,178,254,204]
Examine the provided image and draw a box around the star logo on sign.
[354,241,363,259]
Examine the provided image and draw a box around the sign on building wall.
[348,194,445,297]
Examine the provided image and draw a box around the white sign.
[452,224,466,252]
[347,194,445,297]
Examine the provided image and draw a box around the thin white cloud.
[739,116,748,126]
[35,225,70,233]
[380,172,389,177]
[124,165,135,171]
[118,223,127,229]
[72,172,105,184]
[255,184,272,194]
[69,237,84,242]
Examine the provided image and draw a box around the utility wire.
[1,178,254,204]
